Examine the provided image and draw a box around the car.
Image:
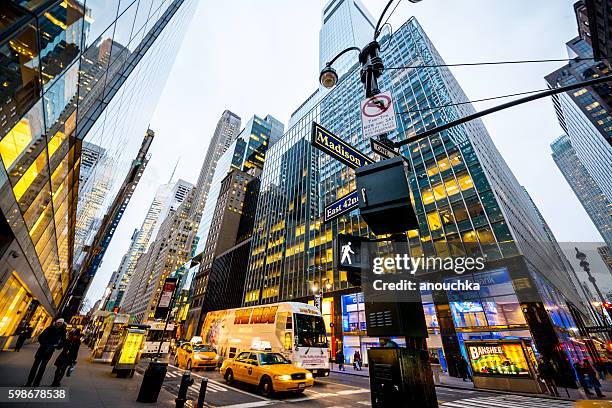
[220,350,314,396]
[174,342,219,370]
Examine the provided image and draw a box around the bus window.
[284,332,292,350]
[294,314,327,348]
[285,314,292,329]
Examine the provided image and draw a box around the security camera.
[9,250,19,259]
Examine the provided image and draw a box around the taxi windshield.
[259,353,290,365]
[193,345,214,352]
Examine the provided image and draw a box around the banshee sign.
[311,122,373,169]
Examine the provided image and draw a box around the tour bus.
[201,302,330,377]
[142,321,175,355]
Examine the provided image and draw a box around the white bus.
[142,321,175,355]
[201,302,330,377]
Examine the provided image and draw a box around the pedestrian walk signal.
[336,234,363,286]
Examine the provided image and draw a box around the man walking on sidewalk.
[51,329,81,387]
[25,318,66,387]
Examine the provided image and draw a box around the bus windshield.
[294,313,327,348]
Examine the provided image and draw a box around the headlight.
[275,374,292,381]
[215,354,220,360]
[306,372,313,379]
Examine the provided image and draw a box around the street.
[0,343,583,407]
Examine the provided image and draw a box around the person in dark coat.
[537,358,559,397]
[51,329,81,387]
[458,356,472,382]
[353,350,362,371]
[336,350,345,371]
[25,319,66,386]
[583,359,605,398]
[15,326,33,352]
[574,361,593,396]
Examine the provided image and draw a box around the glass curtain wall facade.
[0,0,197,342]
[243,16,586,383]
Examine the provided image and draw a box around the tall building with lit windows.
[551,135,612,249]
[546,37,612,203]
[0,0,197,346]
[240,3,588,386]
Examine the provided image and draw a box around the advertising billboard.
[465,341,532,377]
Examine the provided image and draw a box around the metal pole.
[393,74,612,148]
[156,284,178,360]
[195,377,208,408]
[175,370,194,408]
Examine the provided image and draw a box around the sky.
[85,0,612,307]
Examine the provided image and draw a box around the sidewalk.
[0,343,176,407]
[330,366,612,401]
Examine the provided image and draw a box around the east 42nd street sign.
[324,189,359,222]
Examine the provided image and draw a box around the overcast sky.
[85,0,611,307]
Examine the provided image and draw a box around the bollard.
[175,370,194,408]
[194,377,208,408]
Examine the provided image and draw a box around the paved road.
[157,364,575,408]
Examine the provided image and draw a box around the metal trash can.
[137,361,167,403]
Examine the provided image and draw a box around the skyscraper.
[188,110,241,225]
[78,142,106,192]
[104,179,194,311]
[551,135,612,249]
[546,37,612,203]
[241,3,586,385]
[0,0,198,342]
[184,114,284,334]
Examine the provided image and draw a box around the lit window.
[427,212,442,231]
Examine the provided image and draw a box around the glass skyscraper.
[241,4,588,385]
[546,37,612,203]
[551,135,612,249]
[0,0,197,345]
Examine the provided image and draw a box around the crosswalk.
[164,369,228,393]
[440,394,574,407]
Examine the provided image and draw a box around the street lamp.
[319,0,423,98]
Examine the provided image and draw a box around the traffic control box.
[355,156,418,235]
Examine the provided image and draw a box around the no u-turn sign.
[360,90,397,139]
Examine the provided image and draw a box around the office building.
[104,179,194,311]
[78,142,106,192]
[573,0,612,65]
[241,3,587,386]
[0,0,198,346]
[189,110,241,226]
[194,115,284,252]
[551,135,612,249]
[546,38,612,203]
[183,114,283,335]
[598,246,612,277]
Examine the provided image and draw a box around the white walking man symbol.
[340,241,355,265]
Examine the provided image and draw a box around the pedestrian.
[15,326,33,352]
[583,359,606,398]
[595,359,607,380]
[336,349,345,371]
[51,329,81,387]
[25,318,66,387]
[431,355,441,384]
[353,350,362,371]
[537,358,560,397]
[459,355,471,382]
[574,361,593,396]
[606,359,612,376]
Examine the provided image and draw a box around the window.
[426,211,442,231]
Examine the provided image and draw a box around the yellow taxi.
[220,350,314,396]
[573,401,612,407]
[173,342,218,370]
